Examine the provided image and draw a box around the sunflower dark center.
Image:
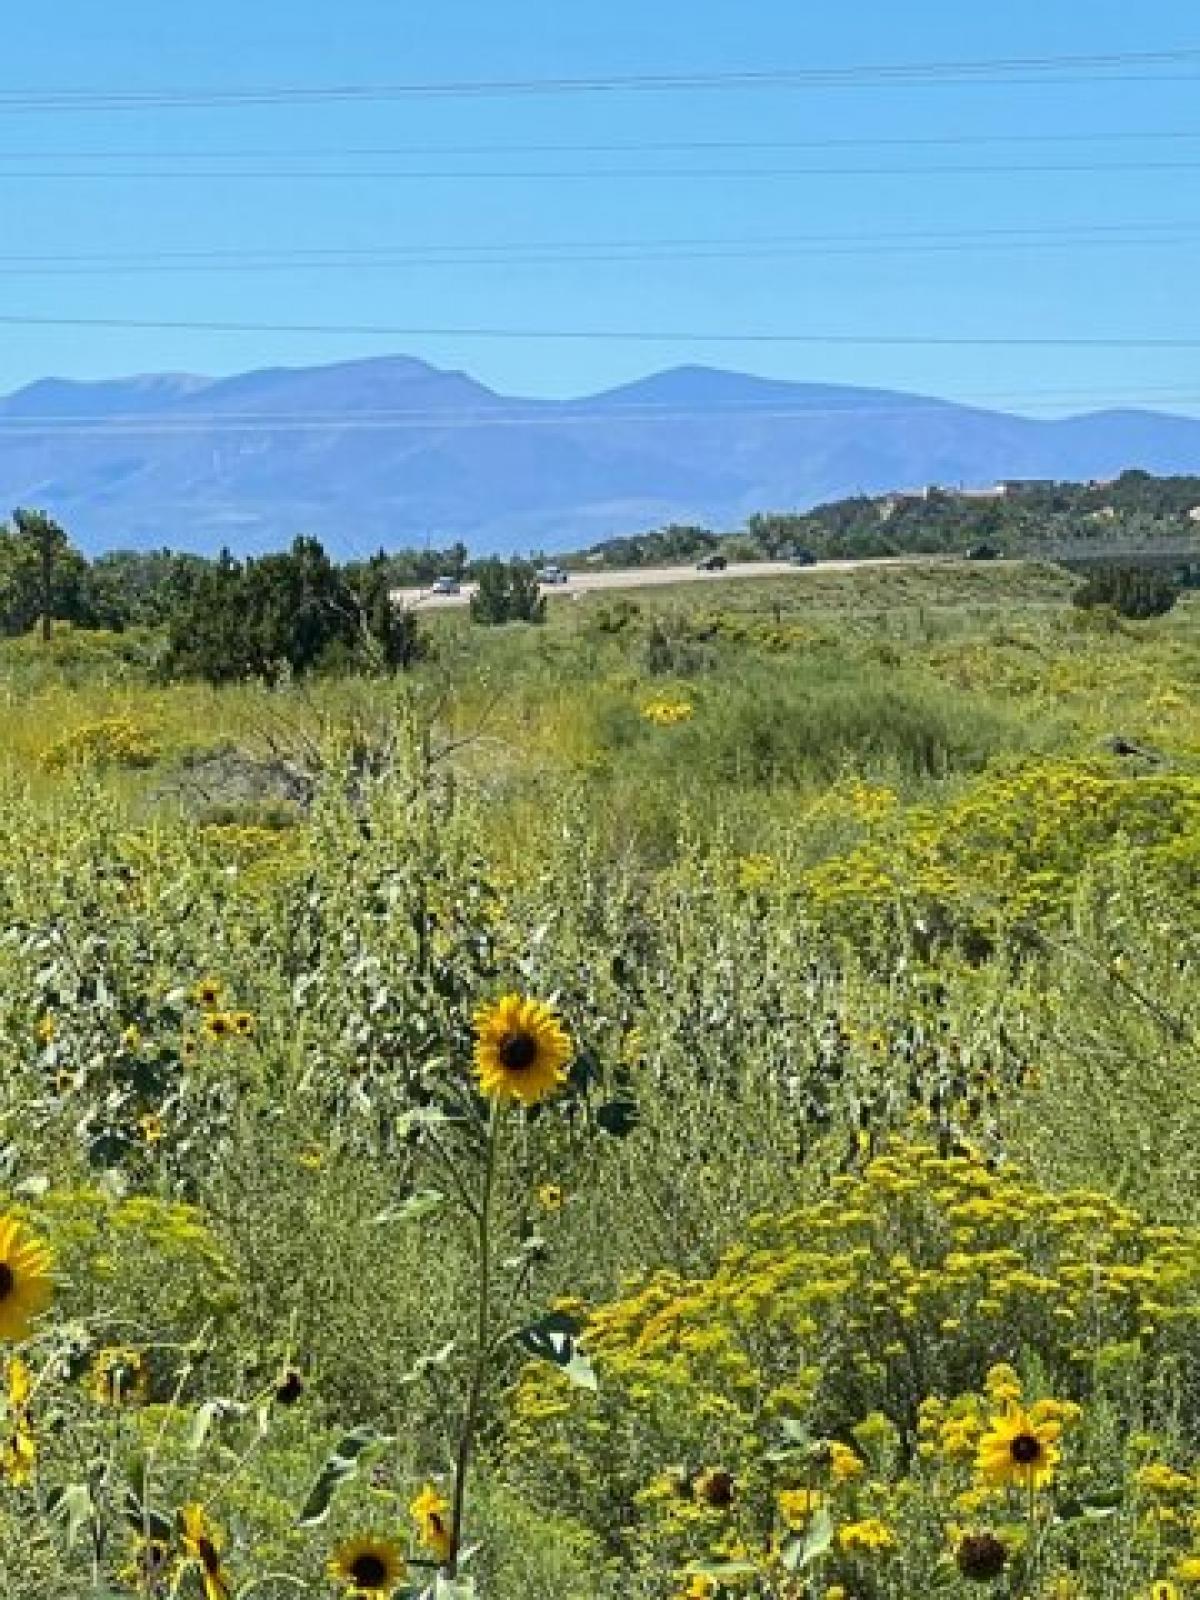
[498,1032,538,1071]
[956,1532,1008,1581]
[351,1553,389,1586]
[1010,1432,1042,1464]
[141,1541,170,1575]
[0,1263,13,1302]
[700,1470,735,1507]
[275,1370,304,1406]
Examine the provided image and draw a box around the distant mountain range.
[2,354,1200,555]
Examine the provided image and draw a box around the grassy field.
[4,559,1200,1599]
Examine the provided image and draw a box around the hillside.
[2,356,1200,554]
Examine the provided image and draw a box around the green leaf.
[517,1312,597,1392]
[374,1190,445,1226]
[188,1398,245,1450]
[595,1097,639,1138]
[121,1490,173,1542]
[400,1340,458,1387]
[46,1482,95,1549]
[119,1455,174,1543]
[764,1418,813,1462]
[433,1577,478,1599]
[797,1507,835,1568]
[298,1427,388,1525]
[397,1107,453,1138]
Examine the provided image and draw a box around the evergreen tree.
[1073,564,1180,620]
[469,559,546,625]
[0,510,98,638]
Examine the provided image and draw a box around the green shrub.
[1073,565,1179,619]
[470,560,547,625]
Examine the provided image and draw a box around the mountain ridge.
[1,355,1198,555]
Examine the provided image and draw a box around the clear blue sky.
[4,0,1200,413]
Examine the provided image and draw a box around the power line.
[1,48,1199,110]
[1,232,1198,277]
[5,128,1200,159]
[0,221,1193,266]
[9,158,1200,180]
[1,310,1198,348]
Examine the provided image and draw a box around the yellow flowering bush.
[507,1143,1200,1591]
[40,714,161,771]
[805,759,1200,942]
[643,697,696,727]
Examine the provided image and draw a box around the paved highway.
[392,555,938,609]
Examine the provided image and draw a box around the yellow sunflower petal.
[473,994,572,1108]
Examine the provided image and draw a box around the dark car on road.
[696,553,728,572]
[788,549,818,567]
[966,543,1002,561]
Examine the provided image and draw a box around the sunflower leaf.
[374,1189,445,1226]
[764,1418,813,1462]
[797,1507,835,1567]
[517,1312,597,1391]
[46,1482,95,1548]
[595,1096,640,1138]
[188,1398,245,1451]
[400,1340,458,1386]
[298,1427,387,1525]
[433,1576,478,1598]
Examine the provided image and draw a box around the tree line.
[0,511,555,683]
[577,471,1200,566]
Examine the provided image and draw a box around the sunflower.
[138,1112,165,1145]
[955,1531,1009,1581]
[274,1366,305,1406]
[193,979,222,1008]
[693,1467,736,1509]
[201,1012,233,1043]
[328,1534,407,1596]
[1,1417,35,1485]
[409,1482,453,1564]
[34,1016,55,1046]
[179,1503,232,1600]
[230,1012,255,1038]
[7,1355,31,1411]
[536,1183,564,1213]
[121,1534,177,1591]
[472,995,572,1108]
[89,1346,150,1407]
[976,1404,1061,1491]
[0,1216,54,1342]
[3,1355,34,1486]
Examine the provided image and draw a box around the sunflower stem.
[448,1102,502,1575]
